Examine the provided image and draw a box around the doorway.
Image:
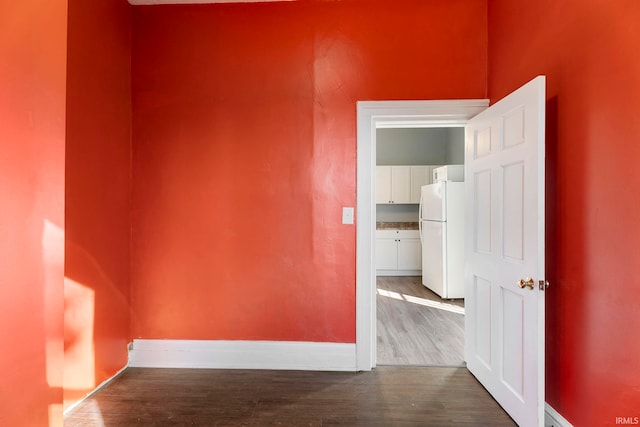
[355,99,488,371]
[375,126,466,366]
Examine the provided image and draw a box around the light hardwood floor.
[377,276,465,366]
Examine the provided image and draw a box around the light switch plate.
[342,207,354,224]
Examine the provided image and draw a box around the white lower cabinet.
[376,237,399,270]
[376,230,421,276]
[397,238,422,270]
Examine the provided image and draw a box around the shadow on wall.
[544,94,581,408]
[544,95,559,397]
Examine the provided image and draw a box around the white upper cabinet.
[375,166,392,204]
[376,165,438,204]
[376,166,410,204]
[409,166,433,203]
[390,166,411,203]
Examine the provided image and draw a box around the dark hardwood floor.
[64,367,516,426]
[64,278,515,426]
[377,276,465,366]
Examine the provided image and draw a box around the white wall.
[376,204,420,222]
[445,127,465,164]
[376,128,448,165]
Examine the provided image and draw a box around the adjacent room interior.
[375,127,466,367]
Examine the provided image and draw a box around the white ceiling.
[128,0,294,4]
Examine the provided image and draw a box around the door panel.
[473,275,492,368]
[503,162,525,261]
[474,170,492,254]
[503,107,525,148]
[501,287,525,398]
[465,76,546,427]
[475,126,494,158]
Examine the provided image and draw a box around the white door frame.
[355,99,489,370]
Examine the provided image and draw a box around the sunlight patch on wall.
[64,277,96,390]
[42,219,65,388]
[49,404,63,427]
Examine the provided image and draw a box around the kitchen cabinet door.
[376,237,398,270]
[376,230,421,275]
[410,166,432,203]
[376,166,392,204]
[377,165,437,204]
[376,166,411,204]
[397,238,422,270]
[390,166,411,203]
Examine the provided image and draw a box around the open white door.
[464,76,546,427]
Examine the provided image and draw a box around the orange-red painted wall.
[0,0,67,425]
[488,1,640,424]
[4,1,637,423]
[65,0,132,410]
[130,0,487,341]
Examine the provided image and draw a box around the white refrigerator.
[419,182,465,299]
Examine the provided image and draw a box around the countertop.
[376,221,419,230]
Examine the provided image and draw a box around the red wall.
[65,0,132,410]
[7,1,634,424]
[488,1,640,425]
[0,0,67,425]
[131,0,487,341]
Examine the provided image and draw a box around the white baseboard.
[545,402,573,427]
[128,339,357,371]
[376,270,421,276]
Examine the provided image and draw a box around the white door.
[464,76,546,427]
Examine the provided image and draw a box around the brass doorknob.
[517,277,535,290]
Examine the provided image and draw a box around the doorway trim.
[355,99,489,370]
